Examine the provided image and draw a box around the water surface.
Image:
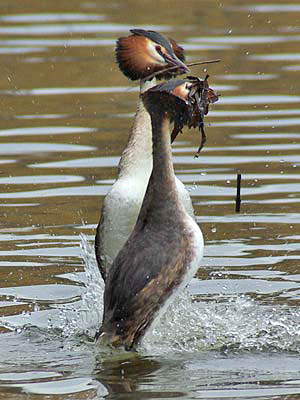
[0,0,300,398]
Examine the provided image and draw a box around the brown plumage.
[116,29,188,81]
[100,230,195,349]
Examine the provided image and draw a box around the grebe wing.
[103,232,190,320]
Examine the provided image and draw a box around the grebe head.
[142,79,192,124]
[116,29,189,81]
[143,77,217,128]
[142,76,219,146]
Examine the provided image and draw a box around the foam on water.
[143,293,300,355]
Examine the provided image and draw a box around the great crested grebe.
[96,79,206,350]
[95,29,193,282]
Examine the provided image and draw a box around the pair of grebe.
[95,30,194,280]
[95,30,213,349]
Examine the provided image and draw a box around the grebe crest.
[116,29,189,81]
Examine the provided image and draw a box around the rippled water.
[0,1,300,398]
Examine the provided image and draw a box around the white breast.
[98,173,196,273]
[98,174,147,269]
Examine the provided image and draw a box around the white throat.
[118,78,157,180]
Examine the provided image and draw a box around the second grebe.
[96,79,206,350]
[95,30,193,282]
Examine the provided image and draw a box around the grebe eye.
[155,45,162,54]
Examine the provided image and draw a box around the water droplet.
[226,180,230,184]
[188,185,197,192]
[211,227,217,233]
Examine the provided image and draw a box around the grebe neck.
[138,113,183,223]
[118,78,157,179]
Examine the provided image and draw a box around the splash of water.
[142,293,300,354]
[56,233,103,338]
[34,233,300,354]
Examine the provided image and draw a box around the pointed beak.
[163,53,190,74]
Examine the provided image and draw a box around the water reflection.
[218,95,300,104]
[1,86,139,95]
[0,143,95,154]
[0,38,116,46]
[0,23,170,35]
[0,175,84,184]
[0,126,95,136]
[0,13,105,22]
[95,356,163,396]
[232,5,300,12]
[0,47,47,54]
[251,53,300,61]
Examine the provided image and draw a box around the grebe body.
[97,80,204,349]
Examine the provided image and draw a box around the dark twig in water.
[235,173,241,213]
[144,59,221,81]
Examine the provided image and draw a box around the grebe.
[96,79,206,350]
[95,30,193,282]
